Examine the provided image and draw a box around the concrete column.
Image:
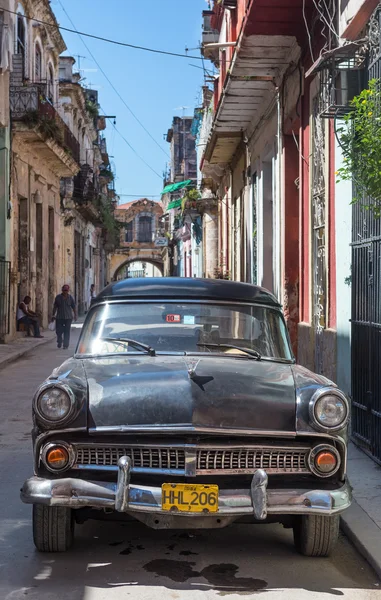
[203,209,218,278]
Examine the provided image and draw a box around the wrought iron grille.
[312,95,327,375]
[0,260,11,340]
[351,4,381,464]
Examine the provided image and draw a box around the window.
[34,43,41,80]
[125,221,133,243]
[0,12,4,68]
[77,302,293,360]
[138,216,152,242]
[47,65,54,103]
[17,13,25,56]
[16,11,26,76]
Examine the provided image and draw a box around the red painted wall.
[283,135,300,356]
[299,77,311,325]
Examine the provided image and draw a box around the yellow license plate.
[162,483,219,513]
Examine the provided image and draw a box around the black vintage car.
[21,278,351,556]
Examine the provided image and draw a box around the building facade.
[58,58,114,314]
[194,0,381,466]
[0,0,119,339]
[0,1,12,340]
[9,0,79,332]
[109,198,163,281]
[161,116,204,278]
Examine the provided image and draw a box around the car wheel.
[33,504,74,552]
[293,514,339,557]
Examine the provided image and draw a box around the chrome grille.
[74,445,310,475]
[197,448,308,473]
[76,446,185,471]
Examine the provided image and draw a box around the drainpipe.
[243,134,252,283]
[276,85,283,304]
[228,166,233,278]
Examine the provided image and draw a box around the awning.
[167,198,182,210]
[305,42,364,78]
[161,180,192,195]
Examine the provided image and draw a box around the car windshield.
[77,302,293,361]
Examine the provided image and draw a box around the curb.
[341,499,381,580]
[0,335,55,372]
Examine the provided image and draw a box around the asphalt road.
[0,327,379,600]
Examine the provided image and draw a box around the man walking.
[52,285,77,349]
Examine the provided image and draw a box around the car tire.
[33,504,74,552]
[293,514,339,557]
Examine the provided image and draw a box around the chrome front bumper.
[21,458,352,525]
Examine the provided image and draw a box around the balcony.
[99,136,109,165]
[10,83,80,177]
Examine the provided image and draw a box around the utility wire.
[2,7,203,60]
[57,0,170,159]
[111,121,163,180]
[99,102,162,179]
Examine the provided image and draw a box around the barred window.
[138,216,152,242]
[35,43,41,80]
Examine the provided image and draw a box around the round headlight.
[309,389,349,431]
[35,384,75,426]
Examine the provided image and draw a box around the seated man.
[17,296,43,338]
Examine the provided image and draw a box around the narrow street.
[0,331,379,600]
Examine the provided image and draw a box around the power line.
[111,121,163,180]
[56,0,170,159]
[2,7,203,60]
[96,103,162,180]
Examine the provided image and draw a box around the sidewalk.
[0,330,56,371]
[341,442,381,578]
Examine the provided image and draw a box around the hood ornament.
[184,358,200,379]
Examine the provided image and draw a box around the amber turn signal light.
[315,451,337,473]
[46,446,69,470]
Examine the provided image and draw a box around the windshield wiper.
[98,337,156,356]
[197,343,261,360]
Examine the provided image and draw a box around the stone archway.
[110,251,164,281]
[114,258,164,280]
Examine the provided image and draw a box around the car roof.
[95,278,281,307]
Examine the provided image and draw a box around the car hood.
[83,355,296,432]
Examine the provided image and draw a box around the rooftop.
[95,277,281,307]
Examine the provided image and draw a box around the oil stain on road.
[143,559,267,594]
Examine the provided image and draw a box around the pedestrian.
[17,296,43,338]
[52,284,77,349]
[89,283,96,308]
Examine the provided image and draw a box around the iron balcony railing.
[10,83,80,164]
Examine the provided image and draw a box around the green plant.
[99,168,114,180]
[21,110,40,127]
[22,111,63,144]
[38,117,63,144]
[85,100,99,119]
[181,188,201,211]
[336,78,381,216]
[98,198,121,246]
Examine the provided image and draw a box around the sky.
[51,0,208,203]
